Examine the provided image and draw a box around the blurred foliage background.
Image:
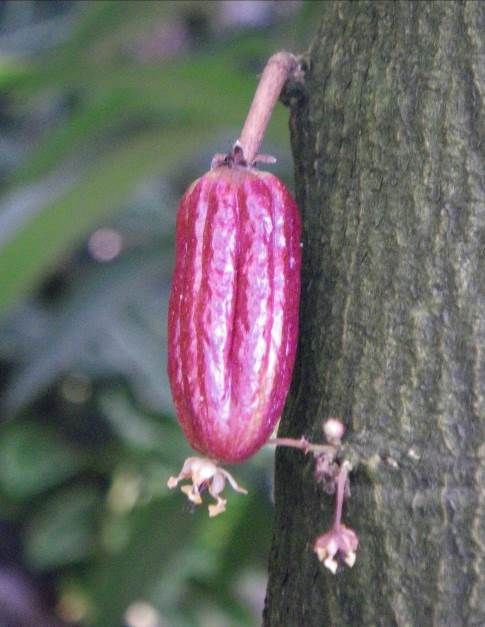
[0,1,323,625]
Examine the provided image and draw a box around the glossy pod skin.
[167,165,301,463]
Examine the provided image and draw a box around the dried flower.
[314,523,358,574]
[314,452,339,493]
[313,459,357,573]
[167,457,247,517]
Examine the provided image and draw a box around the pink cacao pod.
[167,165,301,463]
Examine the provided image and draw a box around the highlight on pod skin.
[167,162,301,464]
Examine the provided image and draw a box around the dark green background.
[0,2,322,625]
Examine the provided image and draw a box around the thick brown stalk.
[237,51,298,165]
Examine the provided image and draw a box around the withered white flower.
[167,457,247,517]
[313,523,358,574]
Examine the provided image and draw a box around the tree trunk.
[264,2,484,625]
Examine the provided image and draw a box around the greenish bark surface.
[264,2,484,625]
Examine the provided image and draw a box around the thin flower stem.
[267,437,335,456]
[333,462,350,527]
[237,51,298,165]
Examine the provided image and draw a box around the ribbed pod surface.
[167,165,301,463]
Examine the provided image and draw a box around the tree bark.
[264,2,484,626]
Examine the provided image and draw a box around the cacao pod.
[167,165,301,463]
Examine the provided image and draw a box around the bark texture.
[264,2,484,626]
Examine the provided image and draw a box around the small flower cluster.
[267,419,358,574]
[167,456,247,517]
[314,522,358,574]
[311,421,358,574]
[167,418,358,573]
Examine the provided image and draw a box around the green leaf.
[24,485,101,569]
[1,246,171,416]
[7,52,265,186]
[89,497,201,627]
[0,56,29,87]
[90,490,266,627]
[99,388,182,457]
[0,422,84,499]
[0,126,211,315]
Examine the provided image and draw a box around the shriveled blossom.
[313,458,358,573]
[314,523,358,574]
[268,418,359,572]
[167,457,247,517]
